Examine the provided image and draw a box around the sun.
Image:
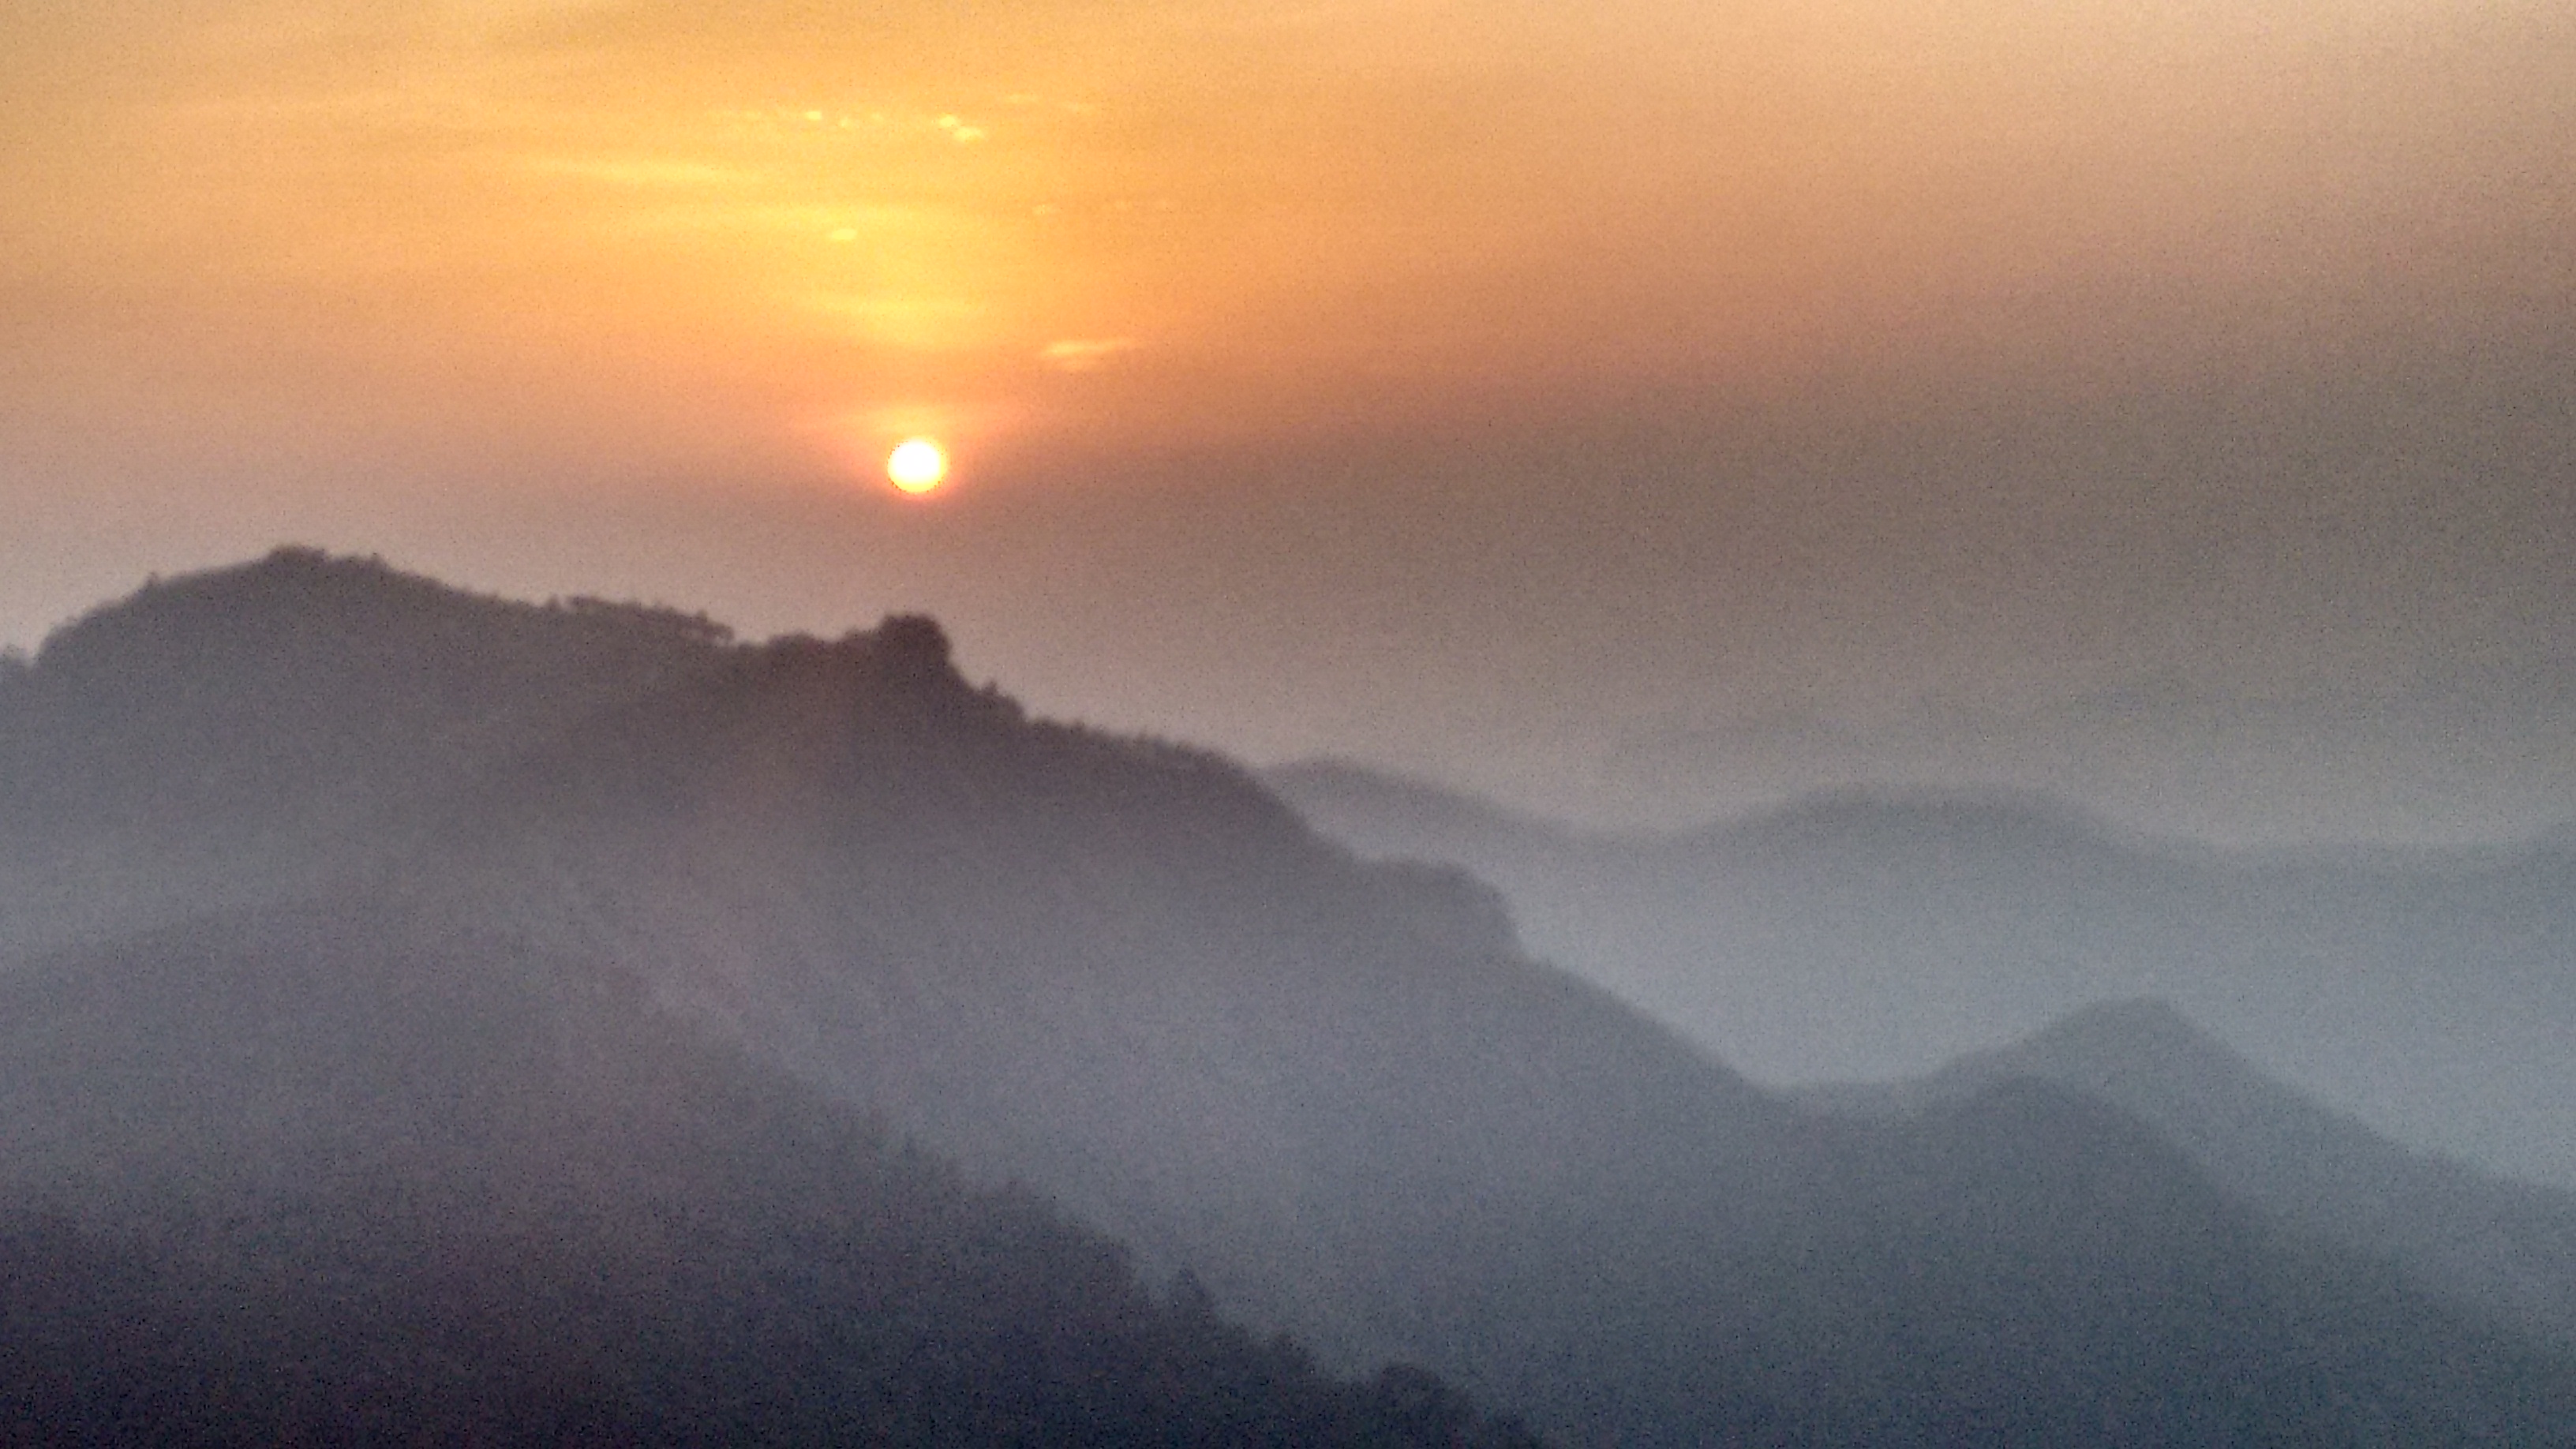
[886,437,949,494]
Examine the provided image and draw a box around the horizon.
[18,545,2576,856]
[6,0,2571,849]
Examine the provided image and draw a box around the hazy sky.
[5,0,2570,844]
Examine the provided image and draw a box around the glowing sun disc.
[886,437,949,493]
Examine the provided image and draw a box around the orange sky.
[11,0,2560,469]
[4,0,2572,841]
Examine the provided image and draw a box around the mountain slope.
[1804,998,2576,1346]
[0,900,1542,1447]
[1267,758,2576,1189]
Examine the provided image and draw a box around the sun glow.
[886,437,949,493]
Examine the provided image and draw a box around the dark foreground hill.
[1267,758,2576,1191]
[5,550,2575,1445]
[0,905,1537,1447]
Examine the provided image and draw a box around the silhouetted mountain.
[1267,759,2576,1189]
[0,547,732,956]
[1802,998,2576,1347]
[6,553,2575,1445]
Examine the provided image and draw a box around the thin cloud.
[517,157,766,189]
[1041,338,1140,371]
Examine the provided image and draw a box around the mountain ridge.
[1267,757,2576,1189]
[1803,997,2576,1346]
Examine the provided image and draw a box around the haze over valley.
[1271,759,2576,1191]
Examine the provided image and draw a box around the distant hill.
[1801,998,2576,1347]
[4,552,2573,1444]
[1267,758,2576,1189]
